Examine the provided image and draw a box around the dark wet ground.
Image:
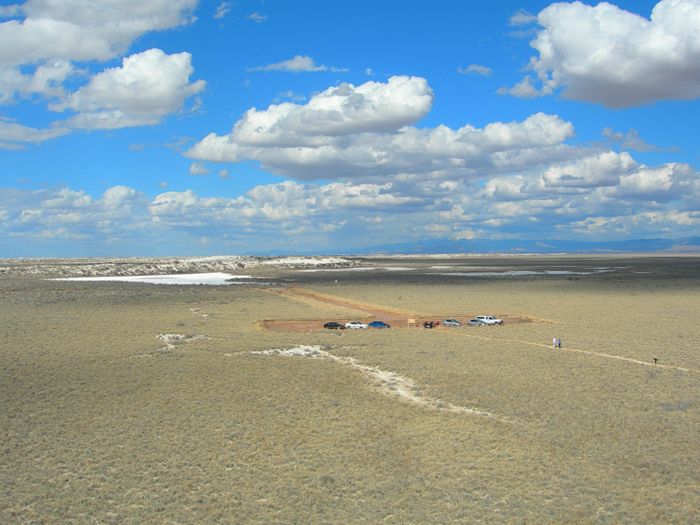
[283,254,700,287]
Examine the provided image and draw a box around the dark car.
[368,321,391,328]
[323,322,345,329]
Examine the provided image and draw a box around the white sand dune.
[0,255,359,279]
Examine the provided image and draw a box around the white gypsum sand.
[232,345,512,422]
[54,272,253,285]
[1,254,360,279]
[143,333,210,356]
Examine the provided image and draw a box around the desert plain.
[1,254,700,524]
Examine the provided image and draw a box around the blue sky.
[1,0,700,257]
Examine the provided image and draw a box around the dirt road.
[260,286,525,331]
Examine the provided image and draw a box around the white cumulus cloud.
[0,59,74,104]
[0,0,199,116]
[0,185,145,240]
[0,0,198,66]
[185,76,579,182]
[610,163,697,201]
[49,49,206,129]
[502,0,700,108]
[542,151,639,189]
[41,187,93,208]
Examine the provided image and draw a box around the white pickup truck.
[476,315,503,325]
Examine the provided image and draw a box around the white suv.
[476,316,503,325]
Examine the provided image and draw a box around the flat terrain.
[1,254,700,524]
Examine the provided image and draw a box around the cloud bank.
[5,74,698,253]
[3,153,698,254]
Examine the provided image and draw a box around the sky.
[1,0,700,257]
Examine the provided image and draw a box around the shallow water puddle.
[229,345,514,423]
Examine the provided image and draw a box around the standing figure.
[558,338,562,349]
[553,337,557,349]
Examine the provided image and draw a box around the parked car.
[467,319,486,326]
[443,319,462,326]
[368,321,390,328]
[323,322,345,329]
[476,315,503,325]
[345,321,369,329]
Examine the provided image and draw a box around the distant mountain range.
[359,236,700,255]
[246,236,700,256]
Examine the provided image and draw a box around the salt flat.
[56,272,253,285]
[1,254,699,524]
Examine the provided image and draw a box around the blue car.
[368,321,391,328]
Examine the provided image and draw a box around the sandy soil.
[2,254,700,524]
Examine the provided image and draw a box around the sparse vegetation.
[2,255,700,523]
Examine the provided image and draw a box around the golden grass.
[2,268,700,523]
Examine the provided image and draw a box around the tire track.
[442,330,698,374]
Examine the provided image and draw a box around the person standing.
[553,337,557,349]
[558,338,562,349]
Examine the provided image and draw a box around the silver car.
[466,319,486,327]
[443,319,462,326]
[345,321,369,329]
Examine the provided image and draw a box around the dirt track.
[260,286,532,331]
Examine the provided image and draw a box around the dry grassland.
[2,263,700,524]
